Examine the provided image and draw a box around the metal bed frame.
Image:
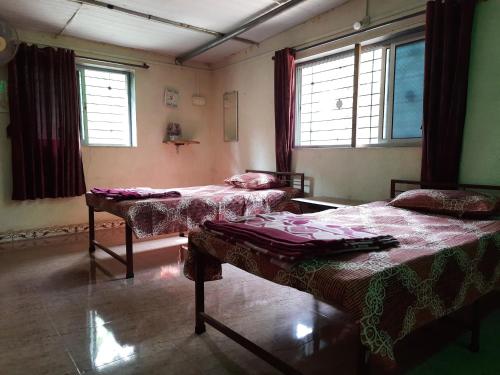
[390,179,500,198]
[191,179,500,375]
[87,170,305,279]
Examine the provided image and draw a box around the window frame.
[294,32,425,149]
[377,35,425,147]
[77,65,137,148]
[294,48,357,148]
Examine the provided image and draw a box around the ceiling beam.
[175,0,307,64]
[68,0,258,45]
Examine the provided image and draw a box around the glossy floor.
[0,229,497,375]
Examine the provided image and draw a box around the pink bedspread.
[90,187,181,200]
[86,184,301,238]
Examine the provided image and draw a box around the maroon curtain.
[274,48,296,173]
[7,43,86,200]
[421,0,476,184]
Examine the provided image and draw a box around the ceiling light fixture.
[353,16,370,31]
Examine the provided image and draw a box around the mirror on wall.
[223,91,238,142]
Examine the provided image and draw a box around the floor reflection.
[159,264,181,280]
[89,311,135,368]
[295,323,313,339]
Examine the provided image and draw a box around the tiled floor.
[0,229,497,375]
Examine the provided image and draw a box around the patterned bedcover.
[185,202,500,359]
[85,185,301,238]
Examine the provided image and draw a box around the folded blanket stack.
[91,187,181,200]
[204,212,399,263]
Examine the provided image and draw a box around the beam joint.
[175,0,306,64]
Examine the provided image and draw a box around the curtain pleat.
[7,43,86,200]
[274,48,296,173]
[421,0,476,184]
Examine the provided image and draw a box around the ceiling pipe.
[294,9,426,53]
[68,0,258,46]
[57,3,82,36]
[175,0,307,64]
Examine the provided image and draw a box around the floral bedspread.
[185,202,500,359]
[86,185,301,238]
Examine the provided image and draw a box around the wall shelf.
[163,139,200,153]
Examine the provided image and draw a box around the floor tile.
[0,228,498,375]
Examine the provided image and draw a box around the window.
[387,40,425,140]
[295,34,425,147]
[296,51,355,146]
[77,66,136,147]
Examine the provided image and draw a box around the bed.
[86,170,304,278]
[185,180,500,374]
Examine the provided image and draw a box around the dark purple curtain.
[421,0,476,184]
[274,48,296,173]
[7,43,86,200]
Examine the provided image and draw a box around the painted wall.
[0,32,216,232]
[1,0,498,233]
[460,0,500,185]
[211,0,425,201]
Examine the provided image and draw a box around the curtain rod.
[76,55,150,69]
[293,9,426,54]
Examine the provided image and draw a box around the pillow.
[224,172,283,190]
[388,189,498,218]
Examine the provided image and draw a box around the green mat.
[408,311,500,375]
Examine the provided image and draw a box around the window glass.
[391,40,425,139]
[295,33,424,147]
[356,48,383,145]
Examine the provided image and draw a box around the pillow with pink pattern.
[388,189,498,218]
[224,172,283,190]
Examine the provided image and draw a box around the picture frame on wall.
[164,87,179,108]
[223,91,238,142]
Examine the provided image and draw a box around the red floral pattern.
[185,202,500,359]
[86,185,301,238]
[389,189,498,218]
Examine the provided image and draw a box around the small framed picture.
[164,87,179,108]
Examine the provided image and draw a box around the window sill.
[294,142,421,150]
[357,141,422,148]
[82,144,137,148]
[293,145,352,150]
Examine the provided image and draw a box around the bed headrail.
[390,179,500,198]
[246,170,305,194]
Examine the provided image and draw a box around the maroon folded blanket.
[203,212,398,262]
[91,187,181,200]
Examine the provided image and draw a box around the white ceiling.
[0,0,348,63]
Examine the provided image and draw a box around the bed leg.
[470,301,480,353]
[88,206,96,254]
[125,224,134,279]
[357,342,370,375]
[194,246,206,335]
